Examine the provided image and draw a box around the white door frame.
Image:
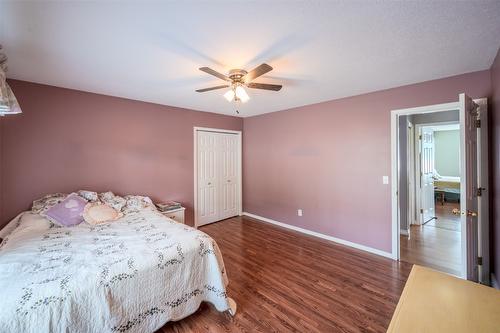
[407,121,415,232]
[391,98,488,281]
[193,127,242,228]
[391,102,460,268]
[414,120,459,226]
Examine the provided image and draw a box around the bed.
[0,208,235,333]
[434,176,461,204]
[434,175,461,190]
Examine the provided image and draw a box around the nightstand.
[160,207,185,224]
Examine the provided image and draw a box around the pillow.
[83,202,123,225]
[32,193,67,214]
[122,195,156,214]
[98,191,126,211]
[78,190,98,202]
[99,191,115,202]
[42,193,87,227]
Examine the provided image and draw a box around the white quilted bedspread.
[0,210,230,333]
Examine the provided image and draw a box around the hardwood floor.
[158,216,412,333]
[425,202,461,231]
[400,202,461,276]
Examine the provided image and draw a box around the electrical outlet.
[298,209,303,217]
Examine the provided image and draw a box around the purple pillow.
[43,193,87,226]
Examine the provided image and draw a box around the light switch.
[383,176,389,185]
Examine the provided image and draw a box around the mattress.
[0,209,230,333]
[435,176,460,190]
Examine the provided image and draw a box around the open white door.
[420,127,435,224]
[407,122,415,238]
[459,93,479,282]
[476,98,490,285]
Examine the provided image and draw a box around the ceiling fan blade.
[247,82,282,91]
[244,63,273,83]
[199,67,230,82]
[196,85,230,92]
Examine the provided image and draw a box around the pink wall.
[1,69,496,262]
[0,80,242,228]
[243,70,491,253]
[491,48,500,287]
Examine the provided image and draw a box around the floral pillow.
[77,190,99,202]
[98,191,126,211]
[32,193,67,214]
[122,195,156,214]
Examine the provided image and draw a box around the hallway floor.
[400,202,461,276]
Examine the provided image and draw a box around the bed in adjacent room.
[434,175,461,204]
[0,192,235,333]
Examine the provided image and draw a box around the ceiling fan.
[195,63,282,103]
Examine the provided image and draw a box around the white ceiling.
[1,1,500,117]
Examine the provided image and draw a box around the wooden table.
[388,265,500,333]
[435,188,446,205]
[434,187,460,205]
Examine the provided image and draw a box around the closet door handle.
[227,180,231,183]
[207,182,212,185]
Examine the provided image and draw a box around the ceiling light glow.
[224,89,235,102]
[235,85,249,103]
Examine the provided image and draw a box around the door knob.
[467,210,478,217]
[452,208,478,217]
[227,180,231,183]
[207,182,211,185]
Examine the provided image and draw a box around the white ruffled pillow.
[83,202,123,225]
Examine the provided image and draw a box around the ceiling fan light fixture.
[198,63,279,110]
[235,85,249,103]
[224,89,235,102]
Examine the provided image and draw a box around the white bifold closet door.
[197,131,239,226]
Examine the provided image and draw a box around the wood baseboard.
[242,212,394,259]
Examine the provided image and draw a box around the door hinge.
[475,119,481,128]
[477,187,485,196]
[420,208,423,214]
[419,134,422,140]
[478,257,483,266]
